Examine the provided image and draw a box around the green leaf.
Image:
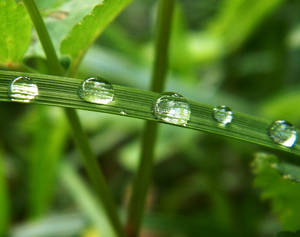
[0,0,32,67]
[27,0,102,57]
[60,0,133,74]
[35,0,67,12]
[252,152,300,231]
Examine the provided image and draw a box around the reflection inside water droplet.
[269,120,297,148]
[154,92,191,126]
[79,77,114,105]
[9,76,39,103]
[212,105,233,127]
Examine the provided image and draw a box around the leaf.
[60,0,133,73]
[35,0,67,12]
[252,152,300,231]
[0,0,32,68]
[27,0,103,57]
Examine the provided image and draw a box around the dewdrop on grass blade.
[79,77,114,105]
[154,92,191,126]
[9,76,39,103]
[212,105,233,127]
[269,120,297,148]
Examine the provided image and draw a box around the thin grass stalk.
[125,0,175,236]
[22,1,124,236]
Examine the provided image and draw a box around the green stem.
[22,1,124,236]
[22,0,64,76]
[64,109,124,237]
[125,0,175,236]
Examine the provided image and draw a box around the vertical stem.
[125,0,175,236]
[22,1,124,236]
[64,109,124,237]
[22,0,64,76]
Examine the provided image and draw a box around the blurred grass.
[2,0,300,236]
[0,145,10,236]
[28,107,67,217]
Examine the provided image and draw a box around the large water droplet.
[213,105,233,126]
[9,76,39,103]
[79,77,114,105]
[154,92,191,126]
[120,110,127,116]
[269,120,297,148]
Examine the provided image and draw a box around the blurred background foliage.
[2,0,300,236]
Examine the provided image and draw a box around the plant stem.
[125,0,175,236]
[64,108,124,237]
[22,1,124,236]
[22,0,64,76]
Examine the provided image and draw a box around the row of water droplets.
[8,76,298,148]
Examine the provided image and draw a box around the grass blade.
[0,70,300,157]
[60,162,117,237]
[22,1,124,236]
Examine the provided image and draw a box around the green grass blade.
[22,1,124,235]
[0,69,300,157]
[64,108,124,237]
[60,162,117,237]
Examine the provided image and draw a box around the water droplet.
[79,77,114,105]
[269,120,297,148]
[212,105,233,126]
[154,92,191,126]
[120,110,127,116]
[9,76,39,103]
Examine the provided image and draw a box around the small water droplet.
[269,120,297,148]
[154,92,191,126]
[9,76,39,103]
[213,105,233,126]
[79,77,114,105]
